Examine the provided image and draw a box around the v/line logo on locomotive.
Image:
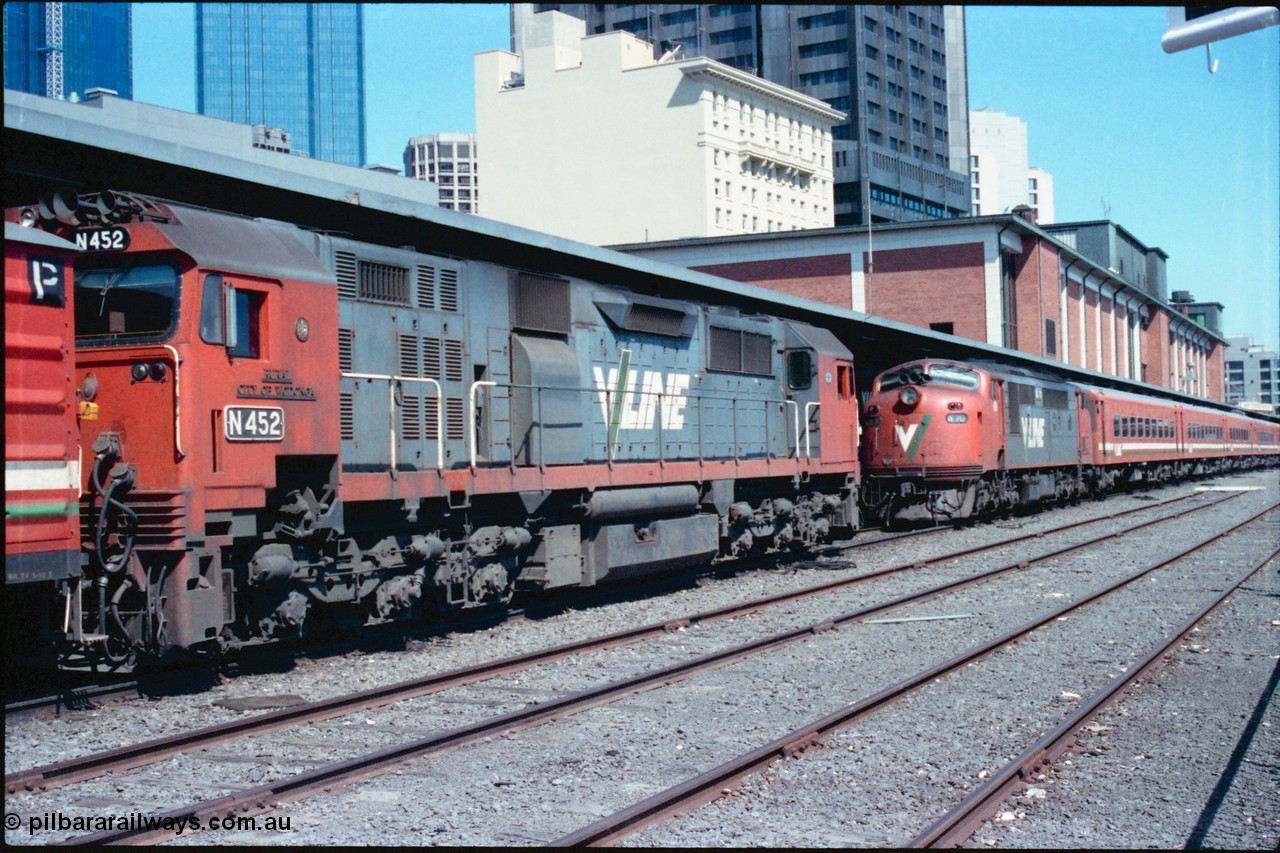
[1021,415,1047,448]
[591,350,693,434]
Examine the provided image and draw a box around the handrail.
[341,372,444,471]
[804,402,820,459]
[469,380,496,469]
[784,400,800,458]
[162,345,185,458]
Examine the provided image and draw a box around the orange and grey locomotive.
[6,191,860,669]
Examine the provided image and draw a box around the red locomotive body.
[5,221,82,582]
[863,359,1279,526]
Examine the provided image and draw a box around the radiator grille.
[340,392,355,440]
[416,265,436,310]
[627,303,687,337]
[335,251,358,300]
[400,394,421,441]
[338,328,353,372]
[423,338,441,380]
[742,331,772,375]
[445,398,465,440]
[398,334,419,376]
[439,268,460,312]
[709,326,741,372]
[81,490,187,550]
[358,260,410,305]
[443,339,464,381]
[511,271,570,334]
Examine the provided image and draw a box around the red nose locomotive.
[6,191,860,669]
[861,359,1279,525]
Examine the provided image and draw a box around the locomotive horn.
[50,187,84,225]
[94,190,121,221]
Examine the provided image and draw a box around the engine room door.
[821,358,859,463]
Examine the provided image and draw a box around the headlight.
[899,387,920,406]
[946,413,968,423]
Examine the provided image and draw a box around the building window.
[1045,318,1057,355]
[799,39,847,59]
[798,9,847,29]
[711,26,753,45]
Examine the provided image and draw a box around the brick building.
[615,209,1227,401]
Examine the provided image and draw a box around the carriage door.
[1076,392,1094,464]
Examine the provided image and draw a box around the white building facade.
[1224,335,1279,410]
[475,11,843,245]
[969,108,1054,223]
[404,132,480,213]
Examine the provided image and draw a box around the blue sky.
[133,4,1278,350]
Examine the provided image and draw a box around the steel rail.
[550,501,1278,847]
[47,497,1254,845]
[910,541,1280,848]
[6,492,1210,798]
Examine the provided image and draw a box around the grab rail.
[342,372,444,471]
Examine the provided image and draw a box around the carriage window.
[75,263,180,345]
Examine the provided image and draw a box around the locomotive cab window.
[75,262,180,345]
[787,350,813,389]
[200,273,264,358]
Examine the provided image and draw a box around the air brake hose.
[92,457,138,574]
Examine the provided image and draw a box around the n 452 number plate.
[224,406,284,441]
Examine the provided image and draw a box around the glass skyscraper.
[196,3,366,167]
[4,2,133,100]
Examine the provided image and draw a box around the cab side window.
[200,273,263,358]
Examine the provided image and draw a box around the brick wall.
[863,243,988,341]
[1206,344,1225,400]
[690,254,852,308]
[1143,311,1170,388]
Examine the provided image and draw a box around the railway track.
[554,502,1278,846]
[7,489,1266,845]
[2,520,945,719]
[3,491,1210,799]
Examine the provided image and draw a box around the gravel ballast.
[5,470,1277,848]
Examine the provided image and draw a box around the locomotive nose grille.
[81,489,187,550]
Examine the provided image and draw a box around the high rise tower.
[196,3,366,167]
[4,2,132,101]
[511,4,970,225]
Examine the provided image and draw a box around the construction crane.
[39,2,64,99]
